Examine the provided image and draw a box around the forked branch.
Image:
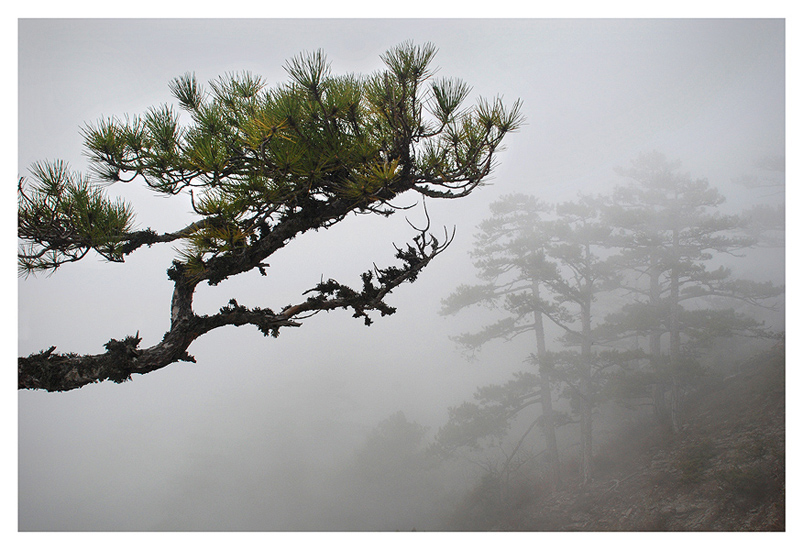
[19,225,452,391]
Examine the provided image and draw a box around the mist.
[17,18,785,533]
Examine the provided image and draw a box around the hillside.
[478,343,786,531]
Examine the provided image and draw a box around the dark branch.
[19,225,451,391]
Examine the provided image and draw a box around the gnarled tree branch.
[19,225,451,391]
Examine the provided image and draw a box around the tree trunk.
[18,277,201,391]
[532,282,562,490]
[669,228,682,433]
[649,262,669,426]
[579,298,594,486]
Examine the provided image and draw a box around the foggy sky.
[16,18,785,534]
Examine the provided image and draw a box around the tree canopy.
[18,41,523,392]
[605,152,783,430]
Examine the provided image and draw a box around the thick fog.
[17,18,785,533]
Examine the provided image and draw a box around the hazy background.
[16,18,785,532]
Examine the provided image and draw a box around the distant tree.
[740,203,785,248]
[354,411,432,482]
[18,42,523,391]
[344,411,448,531]
[440,194,627,486]
[433,379,549,527]
[439,194,565,489]
[605,152,783,431]
[732,154,785,195]
[433,371,574,491]
[538,196,624,485]
[733,154,785,248]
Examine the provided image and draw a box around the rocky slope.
[491,343,785,531]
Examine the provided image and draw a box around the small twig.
[405,197,432,234]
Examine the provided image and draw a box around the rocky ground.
[488,343,786,531]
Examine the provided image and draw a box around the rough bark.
[19,226,446,392]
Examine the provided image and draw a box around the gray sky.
[15,17,786,534]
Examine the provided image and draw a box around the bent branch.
[19,226,450,392]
